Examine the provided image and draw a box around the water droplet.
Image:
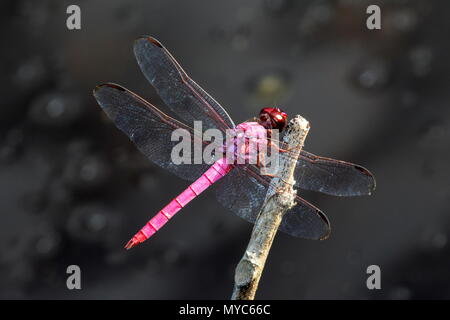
[389,9,418,33]
[12,57,48,90]
[46,97,65,118]
[28,92,84,127]
[352,59,390,91]
[409,46,433,78]
[66,204,116,244]
[63,153,111,191]
[31,226,61,260]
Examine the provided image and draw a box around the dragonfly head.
[258,107,288,132]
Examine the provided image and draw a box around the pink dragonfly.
[93,36,376,249]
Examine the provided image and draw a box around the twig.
[231,115,310,300]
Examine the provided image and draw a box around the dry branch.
[231,115,310,300]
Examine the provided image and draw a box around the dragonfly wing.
[134,36,235,132]
[93,83,210,181]
[214,166,266,224]
[295,150,376,197]
[280,195,330,240]
[215,165,330,240]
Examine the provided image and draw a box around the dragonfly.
[93,36,376,249]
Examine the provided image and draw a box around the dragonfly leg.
[272,180,295,195]
[263,173,295,194]
[268,140,292,153]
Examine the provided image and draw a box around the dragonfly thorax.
[223,122,270,165]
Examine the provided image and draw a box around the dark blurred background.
[1,0,449,299]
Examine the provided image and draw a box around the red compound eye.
[259,107,288,131]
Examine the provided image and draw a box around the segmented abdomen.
[125,157,232,249]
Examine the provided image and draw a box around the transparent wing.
[93,83,210,181]
[134,36,235,132]
[295,150,376,196]
[269,138,376,197]
[215,165,330,240]
[214,167,266,223]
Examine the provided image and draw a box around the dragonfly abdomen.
[125,157,232,249]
